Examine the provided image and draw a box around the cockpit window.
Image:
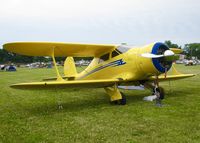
[99,53,109,63]
[112,50,120,58]
[117,45,131,53]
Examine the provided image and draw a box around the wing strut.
[51,47,64,81]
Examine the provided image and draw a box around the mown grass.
[0,65,200,143]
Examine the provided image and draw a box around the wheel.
[120,92,126,105]
[110,92,126,105]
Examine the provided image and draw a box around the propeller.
[141,50,175,59]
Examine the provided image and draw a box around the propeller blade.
[141,50,175,59]
[141,53,164,58]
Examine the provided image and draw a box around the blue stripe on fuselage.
[79,59,126,79]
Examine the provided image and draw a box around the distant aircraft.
[3,42,195,105]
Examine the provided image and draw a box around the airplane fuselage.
[77,42,171,82]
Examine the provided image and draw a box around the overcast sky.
[0,0,200,47]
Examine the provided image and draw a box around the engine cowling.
[151,42,173,73]
[136,42,173,76]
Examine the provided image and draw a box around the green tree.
[0,49,13,63]
[164,40,181,49]
[184,43,200,59]
[0,49,34,64]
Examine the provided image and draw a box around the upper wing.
[10,79,121,89]
[169,48,183,54]
[3,42,116,57]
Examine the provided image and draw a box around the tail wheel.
[110,92,126,105]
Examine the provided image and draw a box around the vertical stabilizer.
[64,57,77,78]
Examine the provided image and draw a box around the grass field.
[0,65,200,143]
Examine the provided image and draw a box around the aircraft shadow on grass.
[25,88,191,116]
[26,92,149,115]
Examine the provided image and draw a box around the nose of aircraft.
[141,42,175,73]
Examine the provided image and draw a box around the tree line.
[0,40,200,64]
[164,40,200,59]
[0,50,92,64]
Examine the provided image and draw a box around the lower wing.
[10,79,121,89]
[148,74,195,82]
[149,64,195,82]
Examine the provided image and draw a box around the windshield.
[116,45,131,53]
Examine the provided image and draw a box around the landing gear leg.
[144,80,165,106]
[153,85,165,107]
[104,84,126,105]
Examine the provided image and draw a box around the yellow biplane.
[3,42,195,105]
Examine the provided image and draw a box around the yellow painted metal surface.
[3,42,116,57]
[64,57,77,77]
[149,74,195,82]
[169,48,183,54]
[149,63,195,81]
[11,79,120,89]
[77,43,159,81]
[104,86,122,101]
[51,47,64,81]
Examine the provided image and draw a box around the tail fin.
[64,57,77,78]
